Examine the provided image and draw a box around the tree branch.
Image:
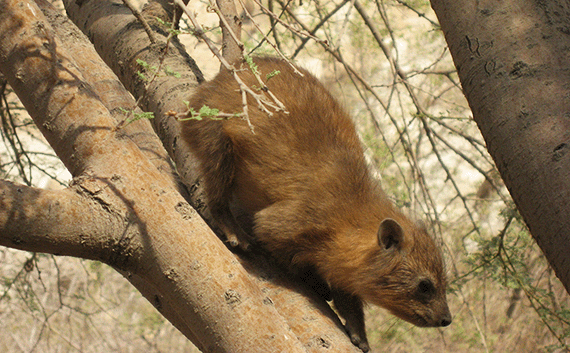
[35,0,185,196]
[61,0,362,351]
[215,0,244,65]
[0,0,311,351]
[0,180,115,259]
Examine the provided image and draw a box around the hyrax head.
[360,218,452,327]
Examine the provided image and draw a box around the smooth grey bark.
[430,0,570,293]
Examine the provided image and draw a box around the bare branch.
[122,0,157,43]
[0,180,114,259]
[35,0,183,194]
[214,0,243,64]
[0,1,311,351]
[176,0,286,128]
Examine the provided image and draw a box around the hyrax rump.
[181,57,451,352]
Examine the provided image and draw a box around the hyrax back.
[181,57,451,352]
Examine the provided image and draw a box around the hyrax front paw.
[331,289,369,352]
[345,323,370,353]
[225,230,252,251]
[214,209,253,251]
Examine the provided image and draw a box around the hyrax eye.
[416,279,435,300]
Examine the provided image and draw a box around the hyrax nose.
[437,304,452,327]
[439,314,452,327]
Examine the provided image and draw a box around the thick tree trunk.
[0,0,362,351]
[430,0,570,293]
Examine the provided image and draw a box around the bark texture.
[0,0,305,351]
[0,0,363,351]
[430,0,570,293]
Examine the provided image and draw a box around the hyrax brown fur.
[181,57,451,352]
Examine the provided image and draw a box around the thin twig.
[394,0,439,27]
[251,0,327,47]
[237,0,300,75]
[291,0,349,59]
[122,0,157,43]
[175,0,287,131]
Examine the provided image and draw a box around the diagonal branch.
[0,0,312,351]
[30,0,362,351]
[35,0,185,196]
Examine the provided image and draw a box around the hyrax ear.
[377,218,404,250]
